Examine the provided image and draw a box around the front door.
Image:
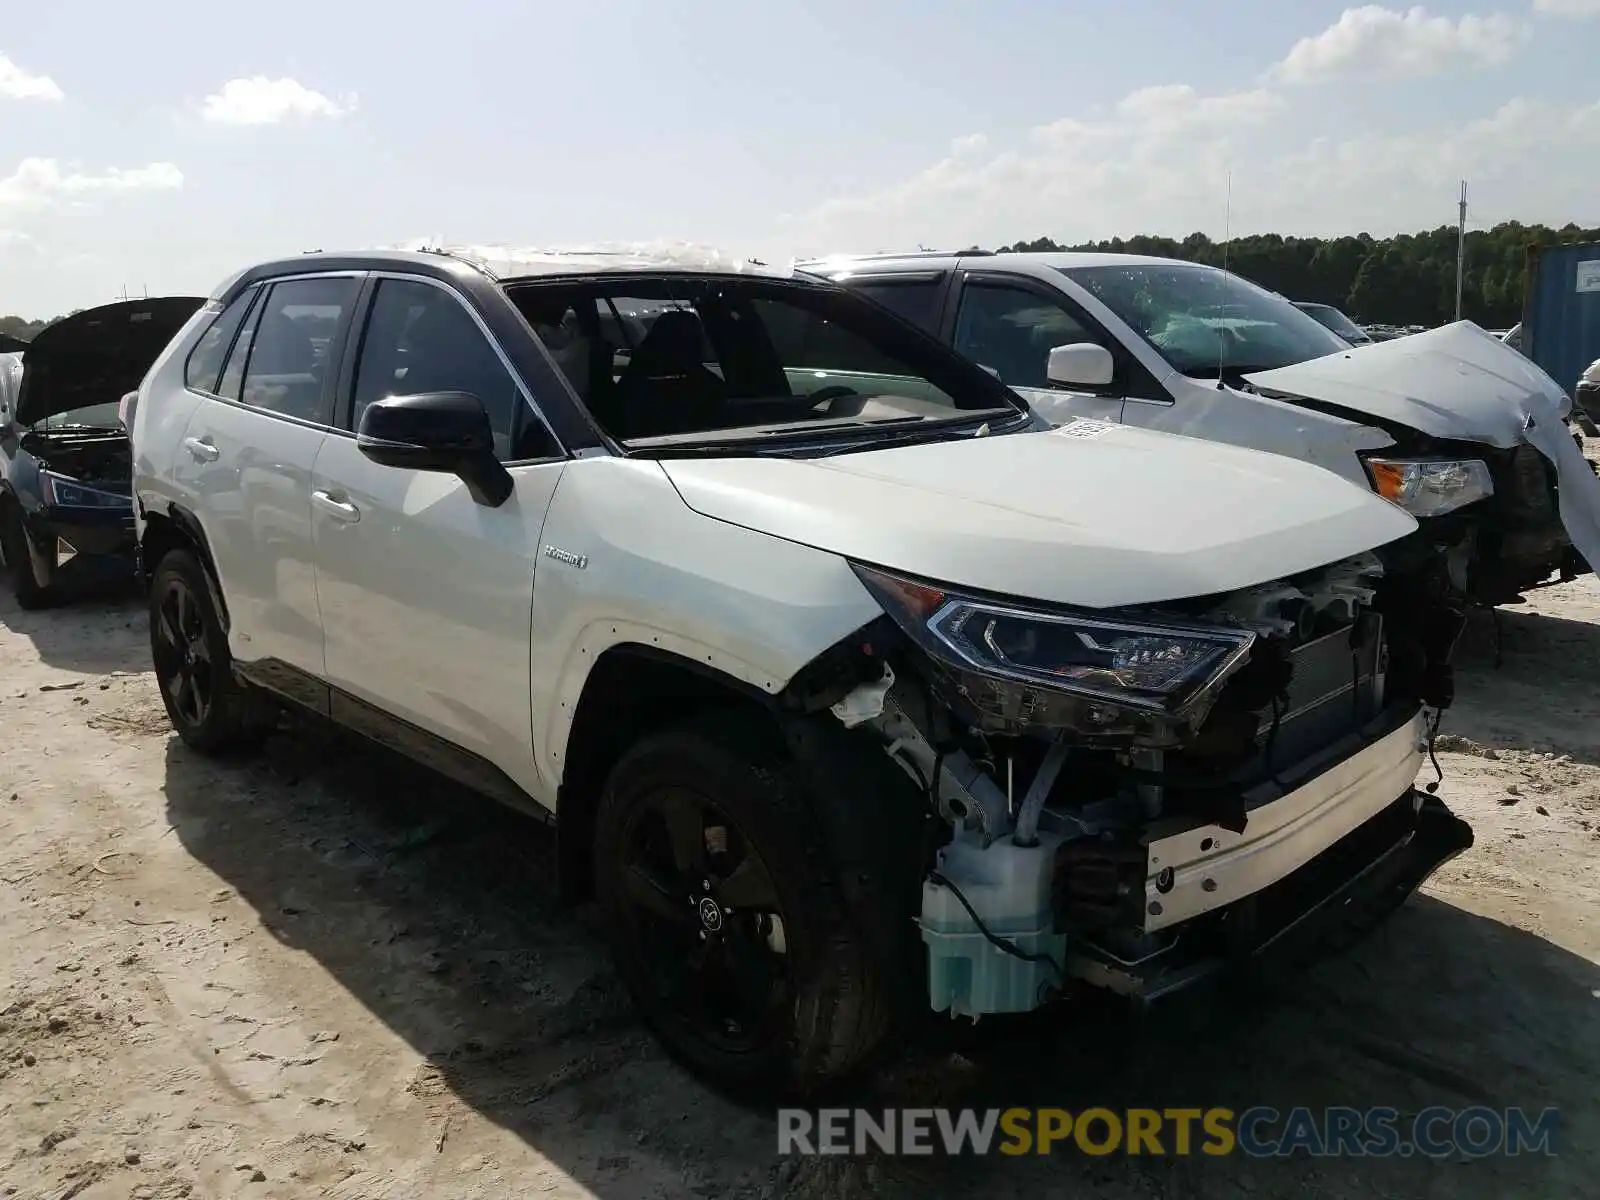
[309,274,567,800]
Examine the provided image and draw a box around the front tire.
[2,506,55,610]
[149,548,273,755]
[593,714,898,1097]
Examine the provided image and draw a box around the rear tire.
[593,713,901,1097]
[2,506,55,610]
[149,548,273,756]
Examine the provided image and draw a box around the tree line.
[5,221,1599,335]
[988,221,1600,328]
[0,310,81,343]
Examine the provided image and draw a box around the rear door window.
[852,277,943,334]
[230,278,359,426]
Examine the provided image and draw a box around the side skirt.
[233,657,555,827]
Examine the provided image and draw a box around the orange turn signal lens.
[855,566,947,620]
[1367,460,1407,504]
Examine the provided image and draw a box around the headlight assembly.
[852,564,1255,738]
[39,470,129,510]
[1363,457,1493,519]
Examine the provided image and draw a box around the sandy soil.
[2,578,1597,1199]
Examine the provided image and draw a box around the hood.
[14,297,205,426]
[1243,321,1572,450]
[0,332,28,354]
[659,421,1418,610]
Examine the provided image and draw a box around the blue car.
[0,298,203,608]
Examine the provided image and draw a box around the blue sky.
[3,0,1598,315]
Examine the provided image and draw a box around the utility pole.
[1454,180,1467,323]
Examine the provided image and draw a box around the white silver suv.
[807,251,1595,609]
[130,244,1473,1094]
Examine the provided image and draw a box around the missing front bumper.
[1141,712,1427,933]
[1067,789,1473,1003]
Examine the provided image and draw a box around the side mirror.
[356,391,513,507]
[1045,342,1115,389]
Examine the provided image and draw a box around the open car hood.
[14,297,205,427]
[660,420,1418,610]
[1243,321,1572,449]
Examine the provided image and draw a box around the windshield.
[506,275,1023,451]
[1062,263,1350,376]
[34,401,123,430]
[1295,302,1370,342]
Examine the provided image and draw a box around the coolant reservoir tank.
[921,829,1070,1018]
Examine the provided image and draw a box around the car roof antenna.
[1216,169,1232,391]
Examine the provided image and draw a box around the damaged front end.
[810,553,1472,1019]
[1244,323,1600,608]
[1359,431,1593,608]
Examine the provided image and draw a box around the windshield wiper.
[753,415,931,436]
[627,403,1024,453]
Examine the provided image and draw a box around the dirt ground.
[2,577,1597,1200]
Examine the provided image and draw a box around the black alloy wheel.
[148,548,272,755]
[616,785,793,1059]
[153,571,214,729]
[594,716,900,1096]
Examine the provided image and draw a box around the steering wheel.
[807,384,861,417]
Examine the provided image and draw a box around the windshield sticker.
[1055,418,1117,440]
[1577,260,1600,294]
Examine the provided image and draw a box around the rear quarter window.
[183,292,255,394]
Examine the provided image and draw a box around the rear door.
[842,271,949,336]
[309,273,568,801]
[173,273,362,677]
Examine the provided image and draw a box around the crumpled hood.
[1244,321,1572,449]
[660,420,1418,610]
[14,297,205,426]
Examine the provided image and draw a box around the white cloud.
[788,84,1282,253]
[0,52,63,101]
[1533,0,1600,14]
[199,76,356,125]
[1112,84,1282,128]
[0,159,184,214]
[1270,6,1527,83]
[784,86,1600,254]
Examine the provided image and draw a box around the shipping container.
[1523,240,1600,397]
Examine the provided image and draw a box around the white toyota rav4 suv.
[130,244,1472,1093]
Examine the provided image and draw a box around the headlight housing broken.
[852,564,1256,740]
[1363,456,1493,519]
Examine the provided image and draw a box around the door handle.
[182,436,220,462]
[312,489,360,523]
